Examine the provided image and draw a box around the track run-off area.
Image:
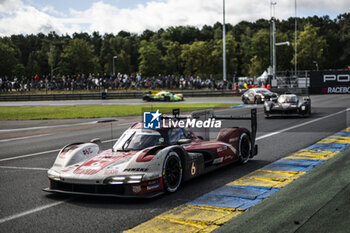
[0,95,349,232]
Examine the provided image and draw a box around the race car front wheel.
[242,97,248,104]
[162,151,182,193]
[238,133,251,164]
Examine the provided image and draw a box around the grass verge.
[0,103,238,120]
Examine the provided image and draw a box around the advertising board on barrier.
[309,70,350,94]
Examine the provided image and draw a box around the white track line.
[0,149,61,162]
[0,199,71,224]
[0,121,97,133]
[0,120,133,133]
[0,108,347,224]
[0,134,52,143]
[102,138,119,143]
[0,166,48,171]
[0,138,120,162]
[256,108,349,141]
[0,109,348,162]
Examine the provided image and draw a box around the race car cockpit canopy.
[113,129,165,151]
[278,95,298,104]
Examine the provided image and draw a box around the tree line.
[0,14,349,80]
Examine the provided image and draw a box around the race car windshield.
[256,90,271,94]
[113,130,164,151]
[278,96,298,103]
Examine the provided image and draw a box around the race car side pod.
[212,108,258,157]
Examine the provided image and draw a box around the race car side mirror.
[90,138,102,145]
[303,97,310,102]
[176,138,192,145]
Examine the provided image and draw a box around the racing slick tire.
[165,96,171,102]
[238,133,251,164]
[304,107,311,117]
[254,97,262,104]
[264,110,270,119]
[299,107,311,118]
[162,151,183,193]
[143,96,150,101]
[242,97,249,104]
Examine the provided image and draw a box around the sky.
[0,0,349,36]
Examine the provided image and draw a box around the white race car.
[44,109,258,198]
[241,88,278,104]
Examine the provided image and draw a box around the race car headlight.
[107,176,125,184]
[48,170,61,181]
[301,106,306,111]
[106,175,144,184]
[127,175,143,184]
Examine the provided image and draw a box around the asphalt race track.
[0,95,349,233]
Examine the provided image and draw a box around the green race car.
[142,90,184,102]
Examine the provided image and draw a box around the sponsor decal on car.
[104,168,119,175]
[132,185,142,193]
[74,159,115,175]
[147,184,160,190]
[190,162,197,176]
[217,146,228,153]
[229,137,239,143]
[212,157,224,164]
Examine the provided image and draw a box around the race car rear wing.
[211,108,257,151]
[166,108,257,150]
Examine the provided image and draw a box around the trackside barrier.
[0,90,239,101]
[0,88,310,101]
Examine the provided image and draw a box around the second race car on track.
[44,109,258,198]
[241,88,278,104]
[264,94,311,118]
[142,90,184,102]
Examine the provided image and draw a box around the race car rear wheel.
[162,151,182,193]
[238,133,251,164]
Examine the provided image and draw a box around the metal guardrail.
[270,87,309,95]
[0,90,239,101]
[0,88,310,101]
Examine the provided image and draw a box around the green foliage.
[181,41,213,76]
[246,29,270,76]
[338,13,350,67]
[162,41,183,75]
[138,40,163,76]
[47,44,60,75]
[0,14,349,79]
[212,34,238,76]
[0,39,19,77]
[59,38,100,74]
[292,23,327,70]
[0,103,237,120]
